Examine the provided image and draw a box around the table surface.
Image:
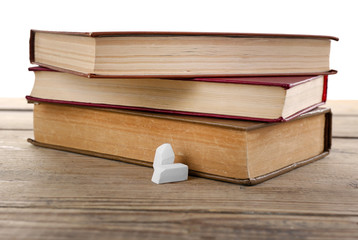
[1,99,357,240]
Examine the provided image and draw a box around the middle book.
[27,67,329,122]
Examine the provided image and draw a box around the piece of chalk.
[153,143,175,166]
[151,163,188,184]
[151,143,188,184]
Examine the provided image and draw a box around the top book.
[30,30,338,78]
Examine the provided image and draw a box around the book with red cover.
[30,30,338,78]
[27,67,330,122]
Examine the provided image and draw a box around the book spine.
[324,110,332,151]
[322,75,328,102]
[29,30,35,63]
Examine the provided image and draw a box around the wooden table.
[1,99,357,239]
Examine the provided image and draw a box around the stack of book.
[26,30,338,185]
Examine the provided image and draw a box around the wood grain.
[0,111,33,130]
[333,115,358,137]
[1,208,357,240]
[0,99,357,239]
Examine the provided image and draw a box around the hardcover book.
[27,102,332,185]
[27,67,330,122]
[30,30,338,78]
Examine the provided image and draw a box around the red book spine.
[322,75,328,102]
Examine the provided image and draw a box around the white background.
[1,0,357,99]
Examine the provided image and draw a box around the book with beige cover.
[28,102,332,185]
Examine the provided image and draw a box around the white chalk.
[151,143,188,184]
[151,163,188,184]
[153,143,175,166]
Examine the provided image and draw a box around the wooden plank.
[0,208,357,240]
[333,115,358,138]
[0,130,357,216]
[0,98,33,110]
[326,100,358,115]
[0,111,33,130]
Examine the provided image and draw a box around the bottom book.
[28,102,332,185]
